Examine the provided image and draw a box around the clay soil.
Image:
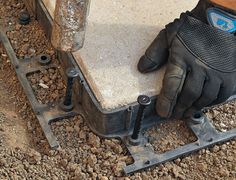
[0,0,235,179]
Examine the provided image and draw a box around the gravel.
[28,68,66,105]
[145,120,197,153]
[0,0,235,179]
[206,101,236,132]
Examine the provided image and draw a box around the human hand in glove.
[138,0,236,119]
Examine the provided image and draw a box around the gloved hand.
[138,0,236,119]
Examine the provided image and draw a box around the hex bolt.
[129,95,151,145]
[60,68,79,112]
[38,54,51,65]
[190,111,205,124]
[19,11,30,25]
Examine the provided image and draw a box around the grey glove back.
[139,13,236,119]
[161,14,236,118]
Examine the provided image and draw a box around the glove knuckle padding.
[177,15,236,100]
[177,15,236,73]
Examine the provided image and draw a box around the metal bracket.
[0,28,80,149]
[122,114,236,174]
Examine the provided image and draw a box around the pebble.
[39,83,49,89]
[219,168,230,177]
[114,161,126,176]
[141,173,149,180]
[79,130,86,139]
[87,154,97,166]
[88,133,101,148]
[100,176,108,180]
[74,167,86,179]
[198,163,208,172]
[27,148,42,163]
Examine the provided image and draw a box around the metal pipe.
[51,0,90,52]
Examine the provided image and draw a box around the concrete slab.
[42,0,198,110]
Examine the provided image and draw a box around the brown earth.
[0,0,235,179]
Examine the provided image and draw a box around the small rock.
[219,168,230,177]
[15,24,22,30]
[212,145,220,153]
[65,126,74,132]
[221,144,227,150]
[39,83,49,89]
[227,156,234,162]
[74,167,86,179]
[141,173,149,180]
[198,163,208,172]
[213,110,220,117]
[27,121,33,131]
[28,148,42,163]
[0,159,7,166]
[79,131,86,139]
[88,133,100,148]
[67,163,78,172]
[42,76,50,83]
[113,161,126,176]
[87,165,94,173]
[23,38,29,42]
[100,176,108,180]
[60,159,68,168]
[220,122,227,128]
[87,154,97,166]
[28,48,36,56]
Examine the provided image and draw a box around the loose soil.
[145,120,197,154]
[0,0,235,179]
[28,68,66,105]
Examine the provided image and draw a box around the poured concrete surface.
[42,0,198,110]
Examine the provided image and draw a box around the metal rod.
[60,68,79,111]
[131,105,146,139]
[51,0,90,52]
[129,95,151,145]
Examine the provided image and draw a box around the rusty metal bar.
[51,0,90,52]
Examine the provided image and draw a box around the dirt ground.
[0,0,235,179]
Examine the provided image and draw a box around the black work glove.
[138,1,236,119]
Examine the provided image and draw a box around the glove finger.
[156,62,186,118]
[184,76,222,117]
[211,85,235,105]
[138,29,169,73]
[172,68,205,119]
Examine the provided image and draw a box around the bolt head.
[137,95,151,106]
[59,101,74,112]
[190,111,205,124]
[128,136,140,146]
[38,54,51,65]
[66,68,79,78]
[19,11,30,25]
